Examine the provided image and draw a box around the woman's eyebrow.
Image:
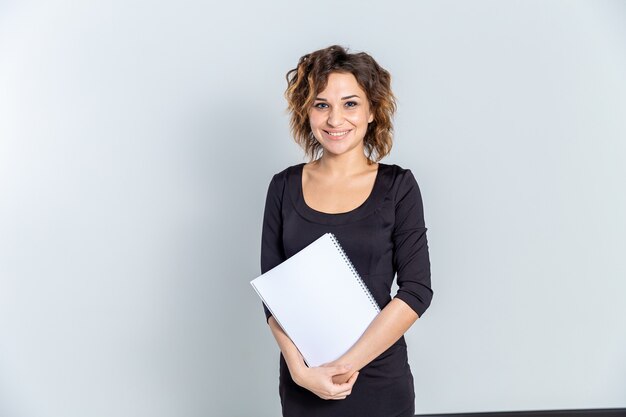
[314,95,360,101]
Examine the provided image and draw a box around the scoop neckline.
[291,162,386,224]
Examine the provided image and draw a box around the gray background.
[1,1,625,416]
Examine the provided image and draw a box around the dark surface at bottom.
[417,408,626,417]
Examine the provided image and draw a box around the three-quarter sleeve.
[260,174,287,323]
[392,169,433,318]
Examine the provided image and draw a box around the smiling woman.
[259,45,433,417]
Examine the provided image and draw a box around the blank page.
[251,233,380,367]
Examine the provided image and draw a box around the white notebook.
[250,232,380,367]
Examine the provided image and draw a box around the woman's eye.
[345,101,357,107]
[314,102,328,109]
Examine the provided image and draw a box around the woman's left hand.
[322,360,357,385]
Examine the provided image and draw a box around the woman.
[260,44,433,417]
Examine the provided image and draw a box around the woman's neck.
[312,153,375,178]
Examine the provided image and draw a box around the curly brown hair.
[285,45,397,163]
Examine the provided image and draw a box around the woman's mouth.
[324,129,351,140]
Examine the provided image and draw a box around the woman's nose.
[327,106,345,127]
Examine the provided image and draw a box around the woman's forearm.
[334,298,418,372]
[267,316,360,400]
[267,316,307,383]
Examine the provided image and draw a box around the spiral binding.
[327,233,381,313]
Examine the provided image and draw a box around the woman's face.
[309,72,374,159]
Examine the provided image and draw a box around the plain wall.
[1,1,625,416]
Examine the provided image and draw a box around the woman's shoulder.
[268,163,304,184]
[382,162,410,174]
[379,162,423,202]
[264,163,305,200]
[380,161,418,183]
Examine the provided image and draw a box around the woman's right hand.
[267,318,359,400]
[292,365,359,400]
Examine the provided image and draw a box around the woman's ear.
[368,111,374,124]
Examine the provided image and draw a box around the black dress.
[260,162,433,417]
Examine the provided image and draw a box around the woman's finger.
[334,388,352,397]
[318,383,352,400]
[347,370,359,384]
[335,370,359,390]
[324,371,359,399]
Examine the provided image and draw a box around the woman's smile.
[323,129,352,140]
